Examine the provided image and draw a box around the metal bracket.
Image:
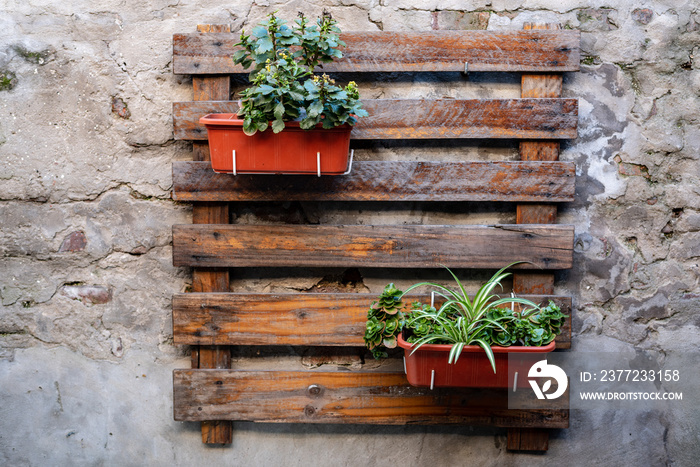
[342,149,354,176]
[228,148,354,177]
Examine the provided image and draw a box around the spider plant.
[401,263,546,373]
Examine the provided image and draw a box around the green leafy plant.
[233,11,368,135]
[364,284,407,360]
[363,264,567,373]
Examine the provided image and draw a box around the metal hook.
[342,149,354,175]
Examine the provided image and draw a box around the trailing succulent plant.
[364,264,568,372]
[486,302,567,347]
[364,283,407,360]
[233,11,367,135]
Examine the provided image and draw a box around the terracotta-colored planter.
[199,113,352,175]
[397,333,556,388]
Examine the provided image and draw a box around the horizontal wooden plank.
[172,224,574,269]
[172,160,576,203]
[173,99,579,141]
[173,30,580,75]
[173,369,569,427]
[172,293,571,348]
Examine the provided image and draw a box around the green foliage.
[233,11,368,135]
[364,284,407,360]
[364,264,568,373]
[0,71,17,91]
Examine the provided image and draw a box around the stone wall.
[1,1,699,465]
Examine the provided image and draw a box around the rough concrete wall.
[1,1,699,465]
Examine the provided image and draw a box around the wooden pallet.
[171,23,579,450]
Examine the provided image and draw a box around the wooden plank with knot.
[172,224,575,269]
[173,30,580,75]
[509,22,569,454]
[172,293,572,348]
[173,369,569,428]
[172,160,576,203]
[190,23,233,446]
[172,98,579,141]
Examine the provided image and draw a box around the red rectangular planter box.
[398,334,556,388]
[199,114,352,175]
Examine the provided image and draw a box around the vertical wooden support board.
[191,23,233,445]
[506,427,550,451]
[509,22,563,452]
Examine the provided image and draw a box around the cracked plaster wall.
[1,0,699,465]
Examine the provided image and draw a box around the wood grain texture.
[172,224,575,269]
[172,160,575,203]
[173,98,579,141]
[172,293,572,347]
[514,23,562,299]
[510,24,567,451]
[173,30,580,75]
[521,76,562,99]
[172,369,569,428]
[193,76,230,102]
[519,141,560,161]
[196,24,231,33]
[191,23,233,446]
[513,274,556,296]
[516,205,558,225]
[515,22,564,287]
[507,427,550,451]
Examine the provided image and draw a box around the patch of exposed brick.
[60,285,112,305]
[614,155,650,179]
[632,8,653,25]
[58,231,87,252]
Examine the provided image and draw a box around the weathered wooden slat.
[172,293,572,348]
[517,145,560,226]
[172,160,575,203]
[172,98,579,141]
[514,22,568,346]
[507,427,550,451]
[172,224,575,269]
[173,369,569,428]
[173,101,236,141]
[358,99,578,140]
[510,23,566,451]
[190,23,233,446]
[173,30,580,75]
